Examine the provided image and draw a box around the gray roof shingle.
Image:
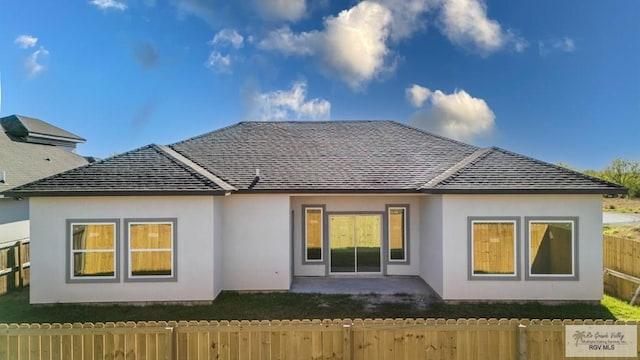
[5,120,626,196]
[6,144,227,195]
[1,115,86,143]
[426,147,623,193]
[0,121,88,193]
[169,121,478,191]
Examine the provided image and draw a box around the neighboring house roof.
[1,115,86,146]
[0,115,88,194]
[5,120,625,196]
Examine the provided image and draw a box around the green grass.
[1,288,637,324]
[601,294,640,320]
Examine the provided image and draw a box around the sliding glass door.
[329,214,381,274]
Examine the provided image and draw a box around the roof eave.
[2,190,230,197]
[423,188,627,195]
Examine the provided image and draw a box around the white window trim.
[387,206,408,263]
[124,219,177,282]
[468,217,520,281]
[303,206,324,263]
[66,219,120,283]
[525,218,578,280]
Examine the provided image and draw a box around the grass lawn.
[1,288,637,324]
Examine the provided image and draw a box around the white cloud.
[438,0,524,55]
[409,87,495,142]
[539,37,576,56]
[251,81,331,121]
[259,1,394,89]
[211,29,244,49]
[254,0,307,22]
[258,26,317,55]
[406,84,432,108]
[14,35,38,48]
[90,0,127,11]
[204,52,232,73]
[375,0,436,41]
[25,48,50,77]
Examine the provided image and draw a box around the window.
[526,217,578,280]
[67,219,119,283]
[468,217,519,280]
[303,206,324,262]
[387,205,409,262]
[125,219,177,281]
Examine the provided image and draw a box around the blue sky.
[1,0,638,170]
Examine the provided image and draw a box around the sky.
[0,0,638,171]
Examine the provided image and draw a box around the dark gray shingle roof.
[170,121,479,191]
[427,147,623,193]
[6,144,226,195]
[6,120,626,196]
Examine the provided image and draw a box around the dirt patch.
[603,197,640,214]
[350,293,441,313]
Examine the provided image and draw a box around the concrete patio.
[290,275,439,296]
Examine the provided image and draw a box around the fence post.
[165,326,175,360]
[17,242,23,288]
[518,324,527,360]
[342,322,352,360]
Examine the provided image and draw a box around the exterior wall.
[221,195,291,291]
[0,198,29,244]
[291,195,422,277]
[212,196,224,298]
[420,195,443,297]
[441,194,603,301]
[29,196,216,304]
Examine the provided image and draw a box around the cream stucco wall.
[29,196,216,304]
[441,194,603,301]
[0,198,29,244]
[221,194,291,291]
[291,195,422,276]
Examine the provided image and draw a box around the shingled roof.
[5,120,625,196]
[1,115,86,144]
[5,144,230,196]
[0,118,88,193]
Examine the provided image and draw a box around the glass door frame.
[326,212,385,275]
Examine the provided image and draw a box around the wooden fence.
[0,319,638,359]
[0,239,30,295]
[603,234,640,302]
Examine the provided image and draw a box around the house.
[0,115,88,244]
[5,120,624,304]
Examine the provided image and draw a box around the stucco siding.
[291,195,422,276]
[0,198,29,244]
[213,196,224,298]
[441,194,603,301]
[29,196,215,304]
[221,195,291,290]
[420,195,443,297]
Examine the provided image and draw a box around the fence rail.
[0,238,30,295]
[0,319,638,359]
[603,234,640,302]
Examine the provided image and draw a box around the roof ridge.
[170,121,243,146]
[390,121,479,149]
[154,144,236,192]
[421,147,494,189]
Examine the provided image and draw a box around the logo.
[565,325,637,358]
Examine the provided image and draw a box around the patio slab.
[290,276,439,296]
